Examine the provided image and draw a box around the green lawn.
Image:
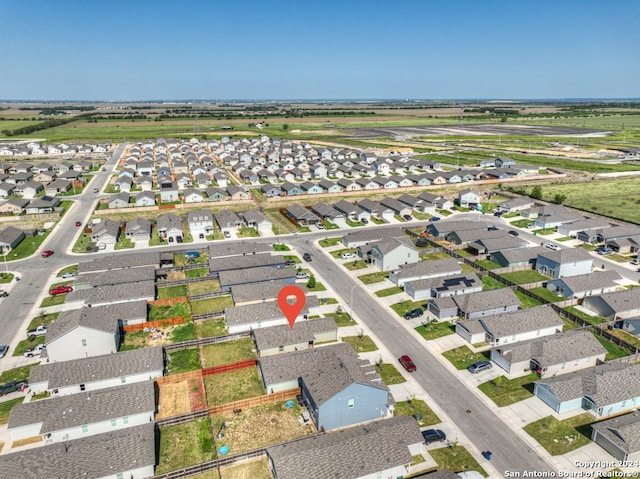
[330,248,357,258]
[480,275,507,290]
[318,237,342,247]
[0,398,25,425]
[4,231,51,260]
[515,290,544,308]
[39,293,68,308]
[510,219,533,228]
[149,301,192,321]
[56,264,78,277]
[156,418,215,474]
[283,255,301,264]
[201,338,256,368]
[170,322,197,342]
[204,367,264,405]
[0,272,14,283]
[430,446,487,477]
[442,346,488,370]
[394,399,440,427]
[357,271,389,284]
[304,280,327,292]
[415,321,455,340]
[564,306,608,325]
[390,300,427,318]
[187,279,221,296]
[0,365,32,383]
[595,336,631,360]
[375,363,406,385]
[529,287,564,302]
[341,335,379,352]
[273,243,291,251]
[167,349,201,375]
[500,270,549,284]
[344,260,368,270]
[524,413,594,456]
[478,373,537,407]
[324,311,357,327]
[475,259,501,270]
[114,235,135,250]
[238,226,260,237]
[346,219,363,227]
[191,296,233,315]
[72,232,94,253]
[375,286,404,297]
[419,251,452,261]
[157,285,188,300]
[532,228,557,235]
[185,268,209,279]
[27,312,58,331]
[12,335,46,357]
[195,319,227,338]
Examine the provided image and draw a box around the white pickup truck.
[24,344,45,358]
[27,325,47,337]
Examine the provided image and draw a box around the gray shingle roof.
[65,280,155,306]
[231,279,288,304]
[549,270,621,294]
[494,329,605,365]
[453,288,520,314]
[474,304,562,337]
[208,241,272,258]
[537,247,593,265]
[493,246,547,264]
[76,265,156,287]
[536,362,640,405]
[253,317,337,351]
[341,227,404,246]
[471,235,528,252]
[406,273,481,294]
[218,267,296,288]
[209,253,284,273]
[78,251,160,273]
[8,381,155,432]
[588,287,640,314]
[29,347,163,390]
[393,258,461,280]
[591,411,640,455]
[46,307,119,343]
[0,423,156,479]
[370,237,416,255]
[266,416,422,479]
[225,296,318,326]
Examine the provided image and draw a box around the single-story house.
[225,296,320,334]
[218,267,296,291]
[230,279,288,306]
[125,217,152,242]
[29,346,164,396]
[135,191,156,206]
[241,208,272,233]
[499,196,536,213]
[258,343,392,431]
[107,192,130,209]
[389,258,461,287]
[452,287,521,321]
[266,416,423,479]
[90,219,120,245]
[404,273,482,301]
[582,288,640,320]
[491,329,605,377]
[534,362,640,418]
[215,209,242,232]
[0,226,25,254]
[285,204,321,226]
[64,280,155,309]
[425,220,489,238]
[558,218,611,238]
[8,381,155,444]
[591,411,640,462]
[490,246,547,268]
[546,270,621,299]
[157,213,183,241]
[253,318,338,357]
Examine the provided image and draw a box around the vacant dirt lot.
[157,381,192,418]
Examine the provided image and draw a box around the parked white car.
[341,252,357,260]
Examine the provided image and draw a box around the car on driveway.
[544,243,560,251]
[223,231,231,239]
[24,344,45,358]
[597,248,613,256]
[422,429,446,444]
[316,222,324,229]
[296,272,309,280]
[49,285,73,296]
[468,360,493,374]
[398,355,416,372]
[41,250,54,258]
[0,344,8,358]
[404,308,424,320]
[341,252,357,260]
[361,218,368,225]
[61,272,76,279]
[402,214,412,221]
[285,259,297,267]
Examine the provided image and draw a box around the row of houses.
[0,142,110,157]
[108,184,249,205]
[0,169,85,201]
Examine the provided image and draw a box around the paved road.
[289,234,553,475]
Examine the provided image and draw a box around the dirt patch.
[166,270,186,280]
[220,458,271,479]
[157,381,192,418]
[211,403,315,454]
[189,377,208,412]
[11,436,43,448]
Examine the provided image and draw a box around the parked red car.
[49,285,73,296]
[41,250,54,258]
[399,355,417,372]
[75,221,82,227]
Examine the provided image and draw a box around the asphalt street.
[290,235,553,475]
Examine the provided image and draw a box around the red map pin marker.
[278,285,306,330]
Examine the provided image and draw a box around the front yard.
[393,399,440,427]
[524,413,594,455]
[442,346,488,370]
[324,311,356,327]
[341,335,378,352]
[430,446,487,477]
[357,271,389,284]
[415,321,455,340]
[375,286,403,297]
[375,363,406,385]
[478,373,537,407]
[390,300,427,318]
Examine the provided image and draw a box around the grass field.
[167,349,201,374]
[190,296,233,315]
[480,275,507,290]
[524,413,594,456]
[430,446,487,477]
[195,319,227,338]
[500,270,549,284]
[357,271,389,284]
[375,286,403,297]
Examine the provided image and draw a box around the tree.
[530,185,543,200]
[552,193,567,204]
[282,123,289,131]
[306,274,316,289]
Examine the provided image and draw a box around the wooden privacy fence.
[202,359,256,377]
[122,316,185,333]
[149,296,189,307]
[156,369,203,386]
[207,388,301,416]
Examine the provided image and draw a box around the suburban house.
[266,416,423,479]
[78,251,160,274]
[231,279,289,306]
[0,226,25,254]
[75,268,155,291]
[0,424,156,479]
[333,200,368,222]
[458,189,482,208]
[491,329,606,377]
[252,318,338,357]
[240,208,272,234]
[225,296,320,334]
[534,362,640,418]
[455,304,561,344]
[364,237,420,271]
[490,246,547,268]
[215,209,242,233]
[183,188,204,203]
[135,191,156,206]
[107,192,130,209]
[389,258,462,287]
[187,209,214,238]
[499,196,536,213]
[285,204,321,226]
[90,219,120,245]
[258,343,392,431]
[425,220,489,238]
[558,217,611,238]
[545,270,621,299]
[8,381,155,444]
[44,178,71,196]
[404,273,482,301]
[29,346,164,396]
[452,287,521,321]
[209,252,284,276]
[467,234,528,255]
[159,180,179,202]
[582,288,640,320]
[125,217,152,242]
[218,267,296,291]
[65,280,155,309]
[535,248,593,278]
[0,198,29,214]
[157,213,183,241]
[591,411,640,462]
[380,197,411,217]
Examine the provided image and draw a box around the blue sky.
[1,0,638,100]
